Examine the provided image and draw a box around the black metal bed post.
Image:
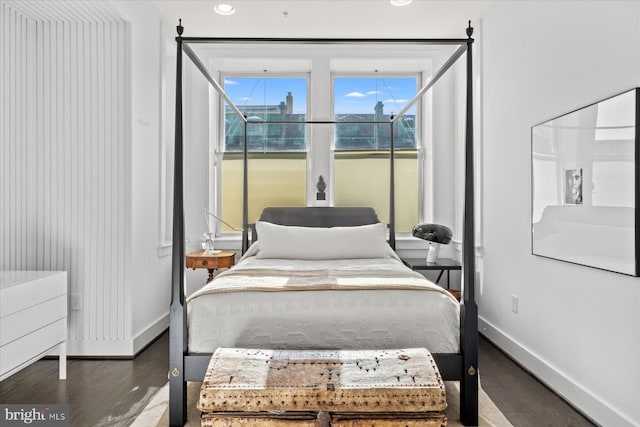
[460,21,479,427]
[389,116,396,250]
[242,117,249,254]
[169,19,187,427]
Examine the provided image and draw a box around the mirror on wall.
[531,88,639,276]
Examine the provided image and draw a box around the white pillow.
[255,221,389,260]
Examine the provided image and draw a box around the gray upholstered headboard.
[250,207,380,244]
[260,207,379,227]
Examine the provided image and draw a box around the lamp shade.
[412,223,452,244]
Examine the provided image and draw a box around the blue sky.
[334,77,417,116]
[223,77,417,116]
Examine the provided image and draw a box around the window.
[223,77,307,152]
[216,72,423,236]
[219,77,308,230]
[333,76,419,232]
[334,77,416,150]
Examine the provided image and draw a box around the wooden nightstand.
[186,251,236,283]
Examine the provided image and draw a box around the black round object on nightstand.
[412,223,452,244]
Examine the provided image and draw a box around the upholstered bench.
[198,347,447,426]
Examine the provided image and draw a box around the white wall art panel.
[0,1,132,355]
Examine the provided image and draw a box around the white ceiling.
[153,0,493,39]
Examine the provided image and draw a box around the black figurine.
[316,175,326,201]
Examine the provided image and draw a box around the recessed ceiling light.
[214,3,235,15]
[390,0,412,6]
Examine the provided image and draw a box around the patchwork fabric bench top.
[198,347,447,426]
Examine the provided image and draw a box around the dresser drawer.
[0,318,66,380]
[0,272,66,317]
[0,295,67,346]
[187,255,235,269]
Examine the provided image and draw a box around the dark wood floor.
[478,337,595,426]
[0,335,168,427]
[0,332,596,426]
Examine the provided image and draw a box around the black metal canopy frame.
[169,20,478,426]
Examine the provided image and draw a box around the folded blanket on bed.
[187,256,456,301]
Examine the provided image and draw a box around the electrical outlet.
[511,295,518,314]
[71,294,81,311]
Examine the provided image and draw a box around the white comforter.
[187,255,460,354]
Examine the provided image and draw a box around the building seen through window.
[223,77,417,152]
[334,76,417,150]
[225,91,307,152]
[224,77,307,152]
[335,102,415,150]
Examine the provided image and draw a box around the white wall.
[182,56,216,296]
[480,2,640,425]
[111,0,173,354]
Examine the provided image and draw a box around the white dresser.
[0,271,67,381]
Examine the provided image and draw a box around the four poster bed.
[169,22,478,426]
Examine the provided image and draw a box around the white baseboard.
[65,313,169,357]
[479,316,635,427]
[67,338,134,356]
[133,312,169,355]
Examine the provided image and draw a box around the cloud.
[384,99,408,104]
[224,79,239,85]
[345,92,366,98]
[367,91,380,95]
[237,96,251,102]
